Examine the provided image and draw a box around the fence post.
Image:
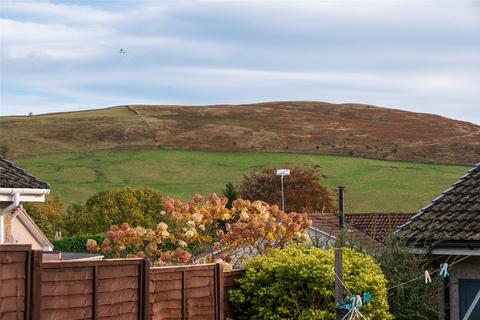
[30,250,43,320]
[92,265,98,320]
[215,263,224,320]
[25,248,33,320]
[139,259,150,320]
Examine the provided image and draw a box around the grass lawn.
[17,149,469,213]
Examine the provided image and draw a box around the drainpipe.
[338,186,345,228]
[0,193,20,243]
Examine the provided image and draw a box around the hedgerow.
[229,245,392,320]
[53,234,105,252]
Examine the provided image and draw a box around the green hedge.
[229,245,392,320]
[53,234,105,252]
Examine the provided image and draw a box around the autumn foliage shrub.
[239,167,336,213]
[229,245,392,320]
[65,188,165,235]
[87,193,311,268]
[24,195,64,240]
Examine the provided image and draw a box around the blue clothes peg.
[363,292,372,304]
[439,262,449,278]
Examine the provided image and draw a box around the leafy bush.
[377,237,442,319]
[53,234,105,252]
[64,188,165,235]
[229,245,392,320]
[24,195,64,240]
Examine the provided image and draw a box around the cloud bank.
[1,0,479,123]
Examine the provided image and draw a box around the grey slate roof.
[398,163,480,243]
[0,156,49,189]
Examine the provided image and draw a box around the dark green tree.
[64,188,166,235]
[376,236,442,320]
[222,182,239,209]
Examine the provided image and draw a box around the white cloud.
[0,0,479,123]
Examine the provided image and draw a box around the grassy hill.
[2,101,479,165]
[16,149,469,213]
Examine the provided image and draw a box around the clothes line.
[387,255,471,291]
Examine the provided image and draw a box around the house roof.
[11,205,53,251]
[345,213,414,242]
[309,213,383,252]
[0,156,49,189]
[398,163,480,243]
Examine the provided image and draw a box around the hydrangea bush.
[87,193,311,268]
[229,245,392,320]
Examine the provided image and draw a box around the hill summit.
[1,101,479,165]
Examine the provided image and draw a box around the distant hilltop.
[1,101,479,165]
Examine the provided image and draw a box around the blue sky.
[1,0,479,124]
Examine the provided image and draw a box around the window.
[459,279,480,320]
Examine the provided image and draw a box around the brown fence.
[0,244,32,320]
[37,256,148,320]
[149,264,223,320]
[0,245,244,320]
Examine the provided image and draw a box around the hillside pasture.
[17,150,469,213]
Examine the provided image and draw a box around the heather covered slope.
[1,101,479,165]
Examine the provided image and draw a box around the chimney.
[338,186,345,227]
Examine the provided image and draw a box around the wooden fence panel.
[39,259,145,320]
[0,244,241,320]
[0,244,32,320]
[149,264,223,320]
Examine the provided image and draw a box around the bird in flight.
[119,48,126,54]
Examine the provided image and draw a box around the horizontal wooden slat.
[42,279,93,296]
[97,301,138,317]
[41,258,142,269]
[0,244,31,252]
[97,288,138,305]
[150,279,182,292]
[42,267,92,282]
[151,289,182,301]
[0,251,27,264]
[97,276,138,292]
[150,272,183,281]
[41,307,92,320]
[97,265,138,279]
[0,296,25,312]
[150,263,216,273]
[0,278,26,297]
[41,294,92,310]
[186,296,215,307]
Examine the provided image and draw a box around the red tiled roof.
[308,213,383,252]
[345,213,414,242]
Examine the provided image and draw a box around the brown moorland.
[1,101,479,165]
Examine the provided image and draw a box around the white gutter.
[0,188,50,195]
[0,188,50,202]
[0,193,20,243]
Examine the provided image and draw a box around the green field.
[16,150,469,213]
